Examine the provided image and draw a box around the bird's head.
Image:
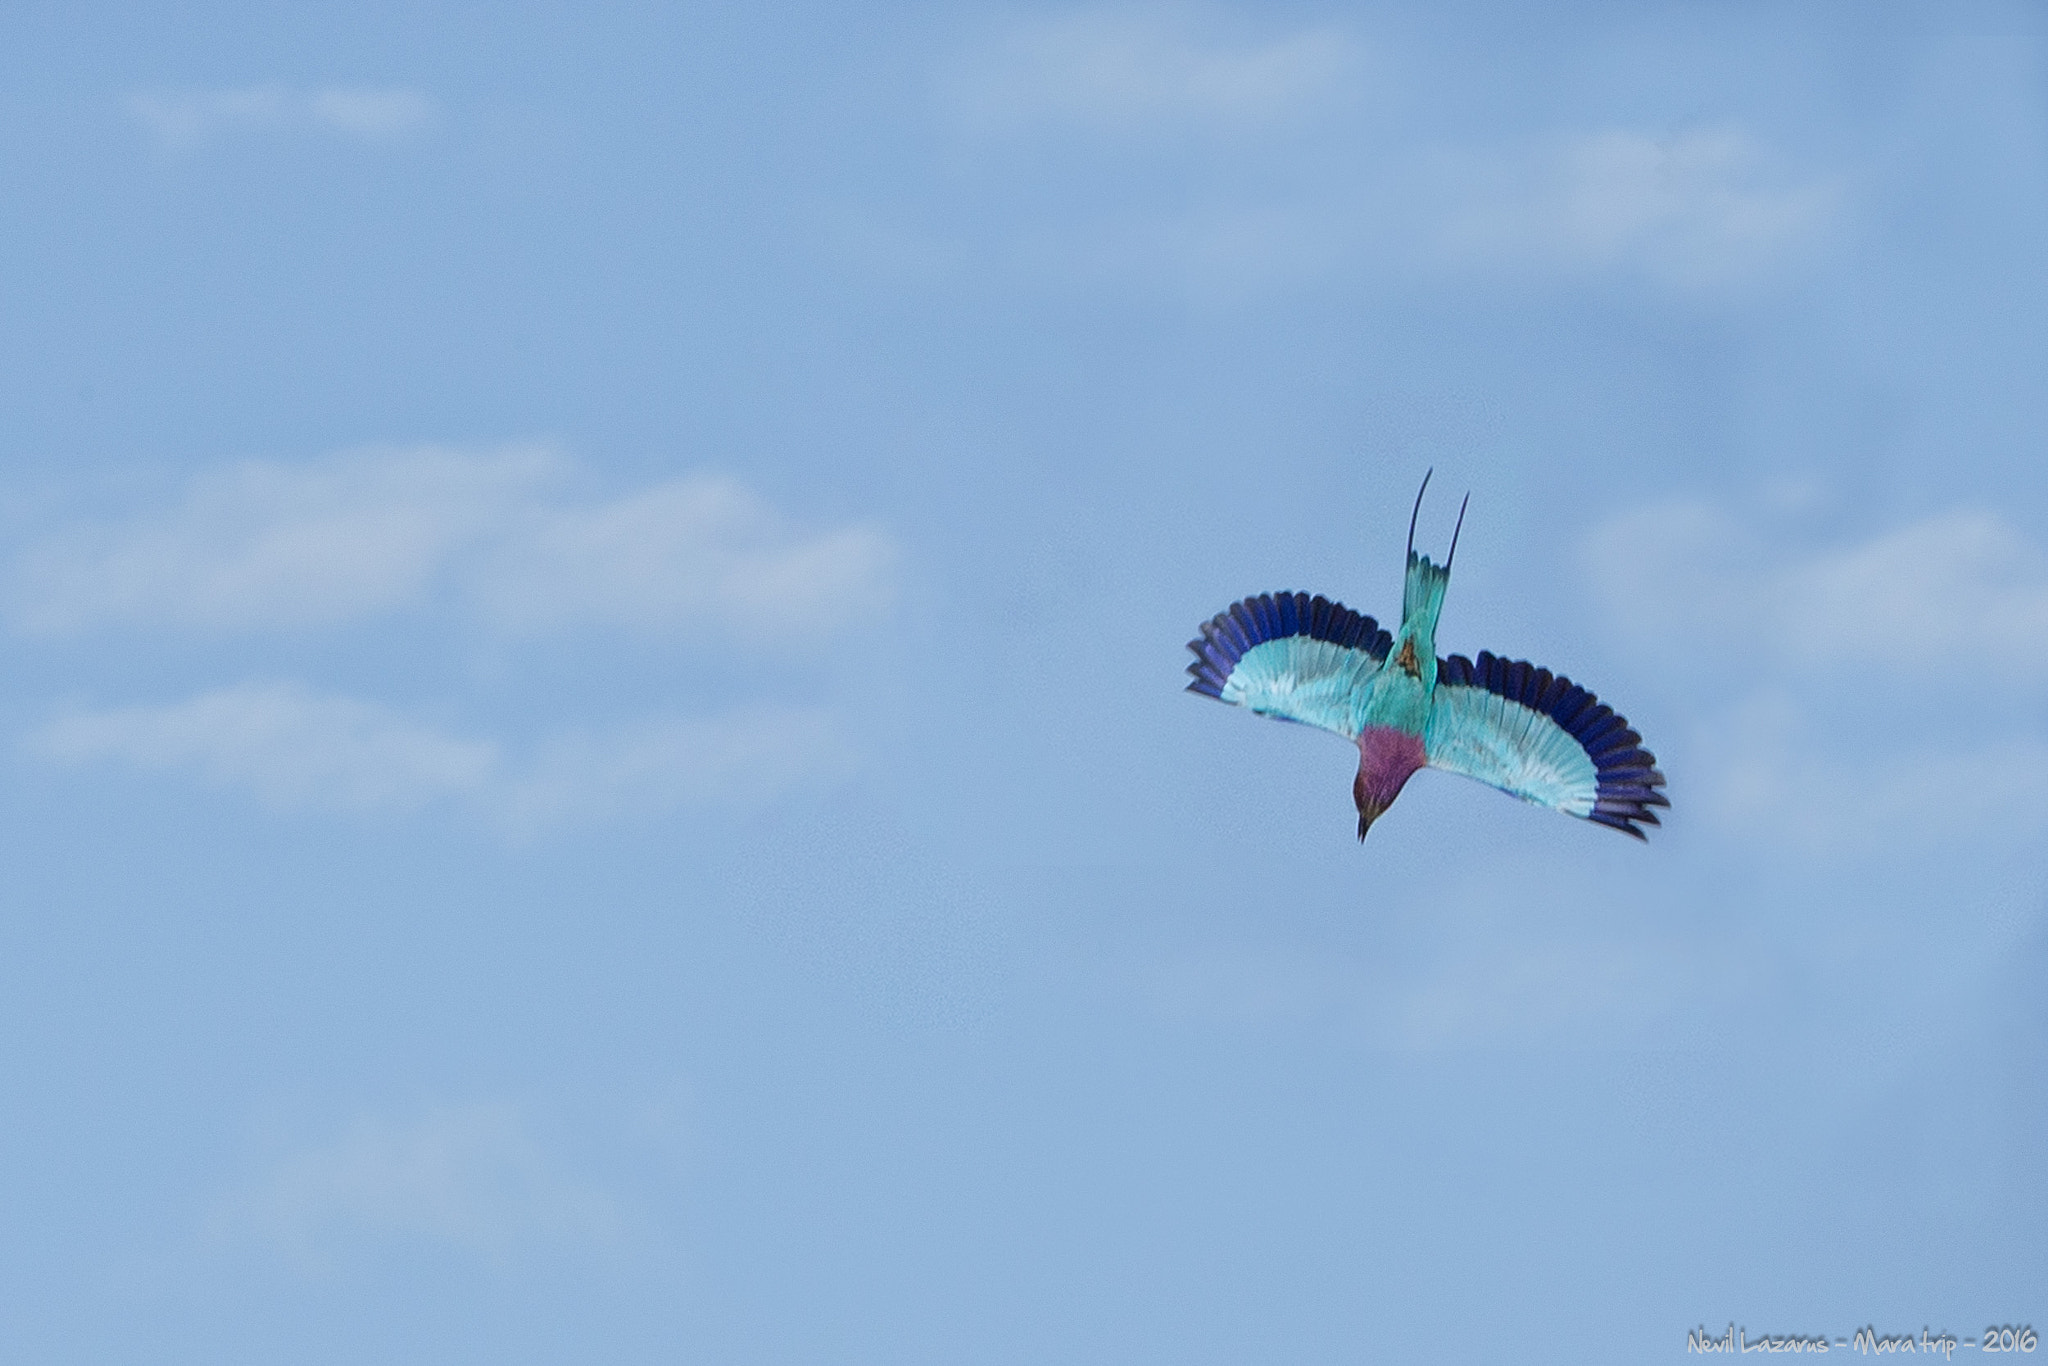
[1353,725,1427,842]
[1353,782,1391,841]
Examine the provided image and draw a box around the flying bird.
[1185,474,1668,840]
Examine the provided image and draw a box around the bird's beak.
[1356,801,1384,841]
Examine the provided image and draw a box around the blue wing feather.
[1425,650,1668,839]
[1185,592,1389,739]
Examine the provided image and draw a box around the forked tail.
[1399,471,1468,633]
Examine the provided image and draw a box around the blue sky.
[2,3,2044,1361]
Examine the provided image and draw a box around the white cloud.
[7,444,896,641]
[1584,499,2048,677]
[947,12,1357,134]
[1695,692,2048,853]
[503,707,855,828]
[12,445,550,633]
[1580,497,1756,645]
[35,683,496,812]
[1149,938,1691,1048]
[1785,510,2048,668]
[927,15,1838,302]
[1437,128,1840,287]
[907,104,1833,303]
[128,84,434,149]
[469,475,897,637]
[30,683,849,824]
[303,87,434,137]
[1582,497,2048,852]
[995,202,1349,307]
[209,1105,615,1265]
[8,446,887,826]
[1382,941,1685,1050]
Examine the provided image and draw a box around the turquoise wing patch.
[1425,652,1668,839]
[1186,592,1390,741]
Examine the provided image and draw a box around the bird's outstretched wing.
[1424,651,1668,839]
[1186,592,1391,740]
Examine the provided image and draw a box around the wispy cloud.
[1436,128,1841,288]
[30,683,848,825]
[11,445,545,634]
[35,683,492,812]
[1002,200,1354,306]
[6,444,889,826]
[1149,937,1693,1048]
[128,84,435,150]
[1691,692,2048,854]
[1382,940,1688,1050]
[7,444,897,641]
[302,87,433,137]
[926,13,1837,303]
[1582,497,2048,851]
[907,117,1835,304]
[209,1104,615,1267]
[506,707,854,827]
[467,473,897,637]
[945,12,1358,135]
[1786,510,2048,670]
[1585,499,2048,677]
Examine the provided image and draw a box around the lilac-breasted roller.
[1184,475,1668,840]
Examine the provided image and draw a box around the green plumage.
[1355,551,1448,737]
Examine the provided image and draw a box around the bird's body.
[1185,478,1667,840]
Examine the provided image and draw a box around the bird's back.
[1359,549,1451,734]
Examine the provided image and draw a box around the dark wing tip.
[1450,646,1670,839]
[1587,810,1652,841]
[1185,590,1390,695]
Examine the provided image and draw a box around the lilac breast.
[1354,724,1427,813]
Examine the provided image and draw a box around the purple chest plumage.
[1353,724,1427,836]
